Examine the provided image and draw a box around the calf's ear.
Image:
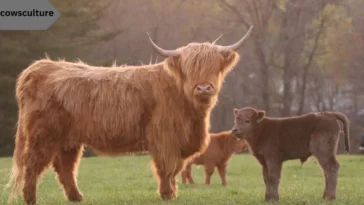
[233,108,239,116]
[257,110,265,122]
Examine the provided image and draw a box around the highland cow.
[5,26,254,205]
[181,130,247,186]
[232,107,350,202]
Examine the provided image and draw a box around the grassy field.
[1,154,364,205]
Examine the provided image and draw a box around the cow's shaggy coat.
[232,107,350,202]
[181,131,246,186]
[5,39,248,205]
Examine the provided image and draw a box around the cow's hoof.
[323,195,336,200]
[160,191,177,200]
[25,199,37,205]
[67,192,83,202]
[265,195,279,202]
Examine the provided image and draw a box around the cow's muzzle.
[194,84,214,96]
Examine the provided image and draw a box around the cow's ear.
[233,108,239,116]
[257,110,265,122]
[220,50,240,75]
[165,56,183,82]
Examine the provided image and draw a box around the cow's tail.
[328,111,350,153]
[4,118,26,203]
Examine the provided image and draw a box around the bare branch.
[217,0,250,28]
[297,16,327,115]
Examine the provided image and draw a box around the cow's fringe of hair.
[4,162,23,203]
[4,123,26,203]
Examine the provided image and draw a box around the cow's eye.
[245,120,250,123]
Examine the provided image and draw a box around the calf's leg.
[264,159,282,201]
[311,132,340,200]
[260,164,269,189]
[217,164,227,186]
[52,144,84,202]
[256,155,268,186]
[204,164,215,185]
[315,155,340,200]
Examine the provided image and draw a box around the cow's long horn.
[147,32,181,57]
[217,26,253,51]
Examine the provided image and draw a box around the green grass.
[1,154,364,205]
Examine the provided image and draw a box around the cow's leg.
[158,174,174,200]
[217,164,227,186]
[170,159,184,196]
[151,157,180,200]
[187,166,195,184]
[22,138,56,205]
[204,163,215,185]
[181,162,191,184]
[264,159,282,201]
[171,177,176,191]
[52,144,84,202]
[181,168,187,184]
[183,163,195,184]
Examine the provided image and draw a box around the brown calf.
[181,131,247,186]
[232,107,349,202]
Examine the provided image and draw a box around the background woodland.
[1,0,364,155]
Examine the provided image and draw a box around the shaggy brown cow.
[5,26,253,205]
[181,130,246,186]
[232,107,350,202]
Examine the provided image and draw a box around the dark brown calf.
[181,131,247,186]
[232,107,350,202]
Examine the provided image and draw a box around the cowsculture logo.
[0,0,60,30]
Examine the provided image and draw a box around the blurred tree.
[1,0,364,155]
[0,0,121,156]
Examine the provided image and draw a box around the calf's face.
[234,138,248,152]
[231,107,265,139]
